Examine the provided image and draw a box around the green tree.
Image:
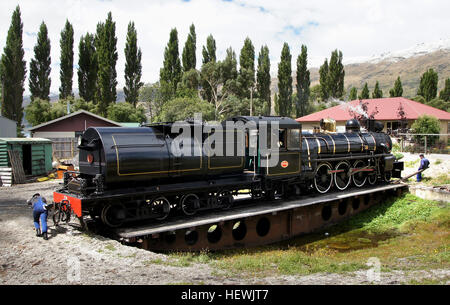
[0,6,26,136]
[124,21,143,107]
[319,59,329,101]
[389,76,403,97]
[59,20,74,99]
[277,43,293,117]
[202,34,216,64]
[182,24,196,72]
[237,37,255,99]
[359,83,370,99]
[139,82,164,122]
[157,97,214,122]
[295,45,310,118]
[349,87,357,100]
[256,45,271,109]
[160,28,182,101]
[25,98,52,126]
[95,12,118,115]
[221,47,239,95]
[411,115,440,145]
[78,33,97,102]
[426,98,449,112]
[106,102,146,123]
[29,22,51,101]
[372,81,383,98]
[417,68,438,102]
[439,78,450,102]
[327,49,345,99]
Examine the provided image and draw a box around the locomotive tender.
[53,116,403,227]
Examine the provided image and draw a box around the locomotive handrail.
[313,153,392,163]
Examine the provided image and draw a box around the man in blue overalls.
[27,193,49,240]
[416,154,430,182]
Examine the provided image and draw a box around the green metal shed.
[0,138,53,176]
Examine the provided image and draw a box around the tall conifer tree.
[160,28,182,100]
[349,87,358,100]
[182,24,196,72]
[327,49,344,99]
[59,20,74,99]
[389,76,403,97]
[237,37,255,99]
[319,59,329,101]
[78,33,97,102]
[29,22,51,101]
[417,68,438,102]
[295,45,310,118]
[277,43,292,117]
[372,81,383,98]
[0,6,26,136]
[256,45,271,108]
[124,21,143,107]
[359,83,370,99]
[95,12,118,115]
[202,34,216,64]
[439,78,450,102]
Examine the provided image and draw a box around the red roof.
[296,97,450,122]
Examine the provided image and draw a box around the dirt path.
[0,180,448,285]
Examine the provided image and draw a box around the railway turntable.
[111,183,407,251]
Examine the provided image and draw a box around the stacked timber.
[0,167,12,187]
[7,150,26,184]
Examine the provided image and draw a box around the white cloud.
[0,0,449,95]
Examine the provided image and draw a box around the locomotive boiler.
[53,116,403,228]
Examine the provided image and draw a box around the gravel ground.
[1,179,449,285]
[399,152,450,180]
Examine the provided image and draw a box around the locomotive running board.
[112,183,408,251]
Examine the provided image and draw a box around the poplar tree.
[78,33,97,102]
[0,6,26,136]
[202,34,216,64]
[319,59,329,101]
[29,22,51,101]
[277,43,292,117]
[439,78,450,102]
[160,28,182,101]
[372,81,383,98]
[327,49,344,99]
[124,21,143,107]
[389,76,403,97]
[256,45,271,107]
[201,34,216,102]
[359,83,370,99]
[182,24,196,72]
[59,20,74,99]
[349,87,357,100]
[95,12,118,115]
[417,68,438,102]
[237,37,255,99]
[295,44,310,118]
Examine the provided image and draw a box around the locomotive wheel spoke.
[368,172,377,185]
[352,160,368,187]
[334,161,351,190]
[181,194,200,216]
[151,197,171,221]
[314,162,333,194]
[217,190,234,210]
[101,203,126,228]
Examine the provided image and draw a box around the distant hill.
[271,40,450,100]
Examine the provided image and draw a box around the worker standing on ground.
[416,154,430,182]
[27,193,49,240]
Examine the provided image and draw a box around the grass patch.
[104,244,117,251]
[423,173,450,186]
[404,160,419,168]
[169,193,449,278]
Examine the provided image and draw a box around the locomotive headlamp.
[77,136,82,146]
[87,153,94,164]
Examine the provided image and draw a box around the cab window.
[288,129,301,149]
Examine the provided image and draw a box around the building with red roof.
[296,97,450,141]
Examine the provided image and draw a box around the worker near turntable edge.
[27,193,49,240]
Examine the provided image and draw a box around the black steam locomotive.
[53,116,403,227]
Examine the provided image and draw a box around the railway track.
[104,183,407,251]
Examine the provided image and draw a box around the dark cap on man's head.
[419,154,424,157]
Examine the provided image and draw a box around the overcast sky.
[0,0,449,95]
